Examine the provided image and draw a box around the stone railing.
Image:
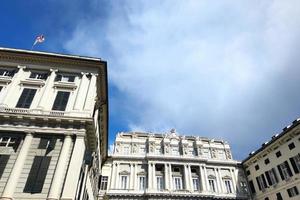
[0,106,91,118]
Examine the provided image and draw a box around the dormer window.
[29,72,48,80]
[0,69,15,77]
[55,74,75,82]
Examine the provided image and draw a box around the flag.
[33,35,45,46]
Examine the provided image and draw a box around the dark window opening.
[29,72,48,80]
[0,155,10,179]
[249,180,256,194]
[276,192,283,200]
[288,142,295,150]
[16,88,37,108]
[255,165,259,170]
[24,156,51,193]
[52,91,70,111]
[276,151,281,158]
[264,158,270,165]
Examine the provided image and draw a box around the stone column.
[216,168,223,193]
[110,163,116,189]
[48,135,72,200]
[130,164,134,189]
[164,163,169,190]
[84,73,97,111]
[37,68,58,109]
[188,165,193,191]
[115,163,120,189]
[134,164,138,190]
[230,168,237,193]
[152,163,156,190]
[203,166,209,192]
[61,135,86,200]
[73,73,89,110]
[184,165,190,190]
[148,163,152,190]
[199,165,206,192]
[0,132,33,200]
[2,66,26,106]
[169,164,173,191]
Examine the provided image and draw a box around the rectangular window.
[55,74,75,82]
[277,161,293,180]
[139,176,146,190]
[52,91,70,111]
[276,192,283,200]
[155,146,162,154]
[264,158,270,165]
[172,147,179,155]
[224,179,233,193]
[24,156,51,193]
[120,175,128,189]
[0,155,10,179]
[123,146,130,154]
[29,72,48,80]
[288,142,295,150]
[192,178,200,191]
[100,176,108,190]
[0,137,19,148]
[265,168,278,186]
[256,174,267,191]
[173,177,182,190]
[16,88,37,108]
[0,69,15,77]
[208,179,216,192]
[157,176,164,191]
[139,146,145,154]
[249,180,256,194]
[255,165,260,170]
[287,186,299,197]
[290,154,300,174]
[276,151,282,157]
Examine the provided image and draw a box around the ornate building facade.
[243,119,300,200]
[0,47,108,200]
[99,130,250,200]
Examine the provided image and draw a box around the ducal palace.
[0,47,299,200]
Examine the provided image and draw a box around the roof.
[0,47,103,62]
[242,117,300,163]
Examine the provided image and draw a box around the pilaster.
[164,163,169,190]
[73,72,89,110]
[83,73,97,111]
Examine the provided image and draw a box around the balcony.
[0,106,91,118]
[0,75,12,84]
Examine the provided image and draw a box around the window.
[192,178,200,191]
[55,74,75,82]
[208,179,216,192]
[139,146,145,154]
[120,175,128,189]
[173,177,182,190]
[202,149,211,158]
[172,147,179,155]
[0,86,2,92]
[246,170,251,176]
[0,69,15,77]
[29,72,48,80]
[265,168,278,186]
[16,88,37,108]
[287,186,299,197]
[123,146,130,154]
[155,146,162,154]
[24,156,51,193]
[52,91,70,111]
[38,138,56,150]
[255,165,260,170]
[249,180,256,194]
[265,198,269,200]
[288,142,295,150]
[224,179,233,193]
[0,155,10,179]
[289,154,300,174]
[138,176,146,190]
[100,176,108,190]
[0,137,19,148]
[218,150,226,159]
[157,176,164,191]
[264,158,270,165]
[276,192,283,200]
[276,151,282,157]
[240,181,248,193]
[277,161,293,180]
[256,174,267,191]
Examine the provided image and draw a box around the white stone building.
[99,130,250,200]
[243,119,300,200]
[0,47,108,200]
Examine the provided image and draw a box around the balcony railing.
[0,106,91,118]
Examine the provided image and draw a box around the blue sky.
[1,0,300,160]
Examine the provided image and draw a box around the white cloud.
[64,0,300,159]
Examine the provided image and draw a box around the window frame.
[173,176,183,190]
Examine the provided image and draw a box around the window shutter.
[289,157,299,174]
[0,155,10,179]
[32,156,51,193]
[265,172,272,185]
[16,89,37,108]
[285,161,293,177]
[256,177,261,190]
[24,156,43,193]
[277,165,284,180]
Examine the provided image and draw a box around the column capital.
[81,72,89,76]
[90,73,98,77]
[17,65,26,69]
[50,68,58,72]
[24,131,35,136]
